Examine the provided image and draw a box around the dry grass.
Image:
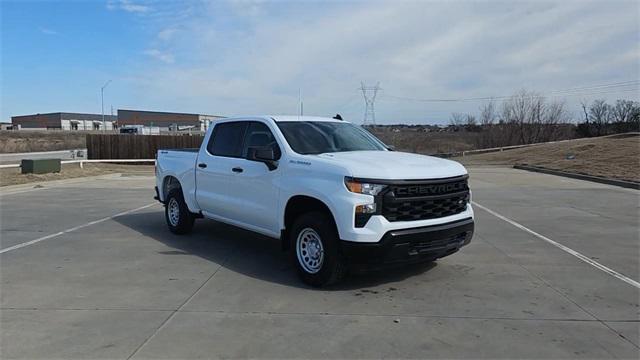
[458,134,640,182]
[0,131,87,153]
[369,129,481,154]
[0,163,154,187]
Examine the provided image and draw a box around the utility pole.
[360,82,380,125]
[101,80,112,132]
[298,88,304,116]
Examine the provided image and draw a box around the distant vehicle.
[119,125,160,135]
[154,116,474,286]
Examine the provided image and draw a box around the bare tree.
[612,99,637,123]
[449,113,466,126]
[541,100,570,141]
[463,114,475,126]
[476,100,500,148]
[450,89,577,149]
[498,89,568,145]
[479,100,497,126]
[500,90,545,144]
[588,99,612,136]
[632,102,640,129]
[580,100,589,123]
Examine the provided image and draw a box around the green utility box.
[21,159,61,174]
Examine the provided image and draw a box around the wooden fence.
[86,134,204,159]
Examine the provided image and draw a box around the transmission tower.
[360,82,381,125]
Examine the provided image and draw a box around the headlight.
[344,178,387,196]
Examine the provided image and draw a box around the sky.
[1,0,639,124]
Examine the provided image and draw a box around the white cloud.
[228,0,266,17]
[157,28,177,41]
[107,0,150,14]
[126,0,640,123]
[144,49,175,64]
[39,27,58,35]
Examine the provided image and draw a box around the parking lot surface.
[1,168,638,359]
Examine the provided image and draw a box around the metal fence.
[86,134,204,159]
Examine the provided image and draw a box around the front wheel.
[165,189,195,235]
[290,212,346,287]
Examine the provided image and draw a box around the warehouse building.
[117,109,223,132]
[11,109,224,132]
[11,112,117,131]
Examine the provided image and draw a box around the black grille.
[382,178,469,222]
[404,232,469,254]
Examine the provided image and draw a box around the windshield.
[276,121,387,155]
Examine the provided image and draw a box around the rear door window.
[207,122,248,158]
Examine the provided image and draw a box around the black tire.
[164,189,195,235]
[289,211,346,287]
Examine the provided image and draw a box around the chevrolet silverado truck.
[155,116,474,286]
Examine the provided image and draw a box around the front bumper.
[340,218,474,269]
[338,204,474,243]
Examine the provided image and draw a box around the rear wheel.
[165,189,195,234]
[290,212,346,287]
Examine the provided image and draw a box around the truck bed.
[156,149,199,193]
[159,148,199,153]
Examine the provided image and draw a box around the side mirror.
[247,146,278,171]
[386,144,396,151]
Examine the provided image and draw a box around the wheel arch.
[162,175,183,200]
[281,195,339,251]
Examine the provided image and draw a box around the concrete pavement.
[1,168,638,359]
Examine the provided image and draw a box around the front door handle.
[232,167,243,173]
[198,163,207,168]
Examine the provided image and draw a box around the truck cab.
[155,116,474,286]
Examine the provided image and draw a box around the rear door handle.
[232,167,243,173]
[198,163,207,168]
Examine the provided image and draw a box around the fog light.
[356,203,376,214]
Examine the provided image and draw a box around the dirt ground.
[458,134,640,182]
[0,163,154,187]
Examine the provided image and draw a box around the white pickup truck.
[155,116,474,286]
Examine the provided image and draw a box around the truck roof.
[269,115,346,123]
[214,115,349,124]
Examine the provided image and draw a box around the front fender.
[278,175,369,240]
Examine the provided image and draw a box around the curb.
[513,165,640,190]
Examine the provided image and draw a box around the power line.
[544,80,639,94]
[553,87,639,97]
[543,83,639,97]
[380,80,639,103]
[334,94,361,113]
[382,87,639,104]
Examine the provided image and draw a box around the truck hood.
[315,151,467,180]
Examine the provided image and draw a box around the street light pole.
[101,80,112,132]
